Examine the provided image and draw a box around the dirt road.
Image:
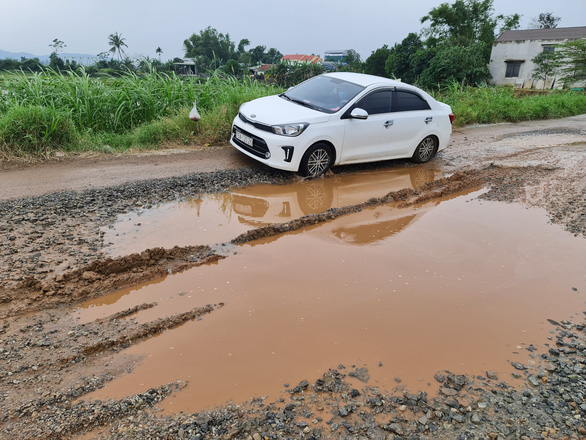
[0,115,585,439]
[1,114,584,202]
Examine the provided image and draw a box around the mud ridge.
[2,382,184,440]
[106,302,157,320]
[0,245,224,319]
[73,303,220,361]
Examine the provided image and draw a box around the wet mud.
[1,117,585,439]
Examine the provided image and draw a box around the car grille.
[238,112,273,133]
[232,125,270,159]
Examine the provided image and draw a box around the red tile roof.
[281,54,322,64]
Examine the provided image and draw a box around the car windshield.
[281,76,365,114]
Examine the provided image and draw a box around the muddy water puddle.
[101,167,441,256]
[83,174,586,414]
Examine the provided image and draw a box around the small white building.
[488,26,586,88]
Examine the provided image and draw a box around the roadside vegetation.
[0,70,281,156]
[1,68,584,158]
[0,0,584,159]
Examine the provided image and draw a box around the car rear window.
[393,91,431,112]
[355,90,393,115]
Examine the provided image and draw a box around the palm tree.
[108,32,128,61]
[156,46,163,61]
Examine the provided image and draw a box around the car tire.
[411,136,438,163]
[299,143,333,178]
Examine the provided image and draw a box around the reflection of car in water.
[231,167,442,227]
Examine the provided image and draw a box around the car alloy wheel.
[301,143,333,178]
[412,136,438,163]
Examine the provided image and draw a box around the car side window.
[393,90,431,112]
[355,90,392,115]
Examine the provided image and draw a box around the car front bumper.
[230,120,308,173]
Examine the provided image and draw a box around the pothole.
[79,187,586,413]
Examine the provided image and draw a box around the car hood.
[240,95,331,125]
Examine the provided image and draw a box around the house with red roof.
[281,54,322,65]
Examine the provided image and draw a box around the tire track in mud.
[1,303,222,439]
[60,303,221,365]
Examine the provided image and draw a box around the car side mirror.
[350,108,368,120]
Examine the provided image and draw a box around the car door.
[339,89,394,163]
[385,89,434,157]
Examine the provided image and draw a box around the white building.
[488,26,586,88]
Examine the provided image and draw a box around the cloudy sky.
[1,0,585,60]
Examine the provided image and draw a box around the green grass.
[0,105,79,154]
[0,69,281,156]
[1,70,584,158]
[433,83,586,127]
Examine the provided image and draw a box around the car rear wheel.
[411,136,438,163]
[299,143,333,178]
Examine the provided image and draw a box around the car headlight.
[272,123,309,137]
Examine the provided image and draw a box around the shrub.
[0,105,78,154]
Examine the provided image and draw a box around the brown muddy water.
[101,167,441,256]
[81,167,586,414]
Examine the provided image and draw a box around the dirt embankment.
[0,115,585,439]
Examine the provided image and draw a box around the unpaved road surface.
[0,115,585,439]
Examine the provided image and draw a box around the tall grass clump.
[0,69,281,153]
[434,82,586,127]
[0,68,198,134]
[0,105,78,155]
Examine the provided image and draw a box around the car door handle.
[383,120,394,128]
[424,116,433,124]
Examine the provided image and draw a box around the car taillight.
[449,114,455,125]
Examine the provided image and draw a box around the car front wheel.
[411,136,438,163]
[299,143,333,178]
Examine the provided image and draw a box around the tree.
[49,53,66,71]
[418,43,491,88]
[249,45,267,64]
[531,50,562,88]
[558,39,586,86]
[48,39,67,71]
[421,0,519,60]
[364,45,392,77]
[49,38,66,55]
[108,32,128,61]
[156,47,163,61]
[183,27,236,64]
[530,12,561,29]
[264,48,283,64]
[385,33,423,83]
[237,38,250,54]
[417,0,520,88]
[340,49,363,72]
[223,59,242,76]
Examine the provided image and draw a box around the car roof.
[324,72,404,88]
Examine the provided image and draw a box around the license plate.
[235,129,253,147]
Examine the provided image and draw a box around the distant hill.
[0,49,98,64]
[0,49,39,60]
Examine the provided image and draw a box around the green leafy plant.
[0,105,78,154]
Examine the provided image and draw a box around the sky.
[1,0,585,61]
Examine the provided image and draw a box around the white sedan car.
[231,72,454,177]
